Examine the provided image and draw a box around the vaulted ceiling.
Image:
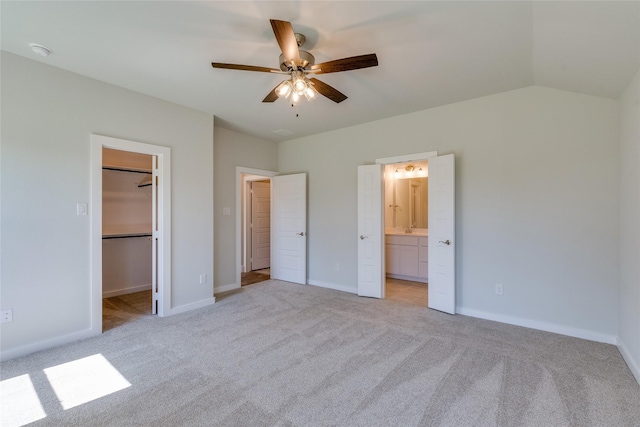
[2,1,638,141]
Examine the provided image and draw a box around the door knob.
[360,235,368,240]
[297,232,305,236]
[439,239,451,245]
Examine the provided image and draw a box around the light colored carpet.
[2,280,639,426]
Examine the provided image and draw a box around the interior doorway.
[101,148,154,330]
[357,151,456,314]
[235,167,278,288]
[383,160,429,307]
[90,134,172,337]
[234,167,308,289]
[242,176,272,286]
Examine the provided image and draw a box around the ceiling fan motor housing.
[280,50,315,71]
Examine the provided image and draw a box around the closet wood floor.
[103,290,151,332]
[385,278,428,307]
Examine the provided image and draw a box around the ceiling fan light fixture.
[291,91,301,105]
[276,80,292,98]
[293,77,307,94]
[304,85,318,101]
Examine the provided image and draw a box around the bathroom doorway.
[357,151,455,313]
[384,161,429,307]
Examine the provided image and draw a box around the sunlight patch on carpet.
[44,353,131,410]
[0,374,47,427]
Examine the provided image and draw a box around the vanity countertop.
[385,228,428,237]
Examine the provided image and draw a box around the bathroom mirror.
[392,177,428,229]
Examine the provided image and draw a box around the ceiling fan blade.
[211,63,280,73]
[310,53,378,74]
[270,19,301,67]
[309,78,347,103]
[262,86,279,103]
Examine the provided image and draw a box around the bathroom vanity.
[385,229,428,282]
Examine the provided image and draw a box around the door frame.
[90,134,172,335]
[235,167,278,287]
[373,151,438,297]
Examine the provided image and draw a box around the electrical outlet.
[495,284,503,295]
[200,274,207,284]
[335,263,340,271]
[1,309,13,323]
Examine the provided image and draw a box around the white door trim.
[91,134,172,335]
[235,167,277,289]
[376,151,438,165]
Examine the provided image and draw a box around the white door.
[151,155,159,315]
[428,154,456,314]
[271,173,307,284]
[357,164,384,298]
[251,181,271,271]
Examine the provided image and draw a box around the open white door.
[428,154,456,314]
[357,164,384,298]
[271,173,307,284]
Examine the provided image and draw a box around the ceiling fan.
[211,19,378,104]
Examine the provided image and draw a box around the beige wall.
[279,85,619,340]
[1,52,214,358]
[213,126,278,290]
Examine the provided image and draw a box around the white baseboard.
[0,328,99,362]
[386,274,428,283]
[307,279,357,294]
[214,283,240,294]
[103,283,152,298]
[617,337,640,385]
[169,297,216,316]
[457,307,617,345]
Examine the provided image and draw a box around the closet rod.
[102,234,152,240]
[102,166,152,174]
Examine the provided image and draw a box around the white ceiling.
[2,1,638,142]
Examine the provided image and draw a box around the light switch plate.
[223,207,231,216]
[77,203,88,215]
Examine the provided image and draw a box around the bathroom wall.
[384,162,429,230]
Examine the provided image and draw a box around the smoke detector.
[29,43,52,57]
